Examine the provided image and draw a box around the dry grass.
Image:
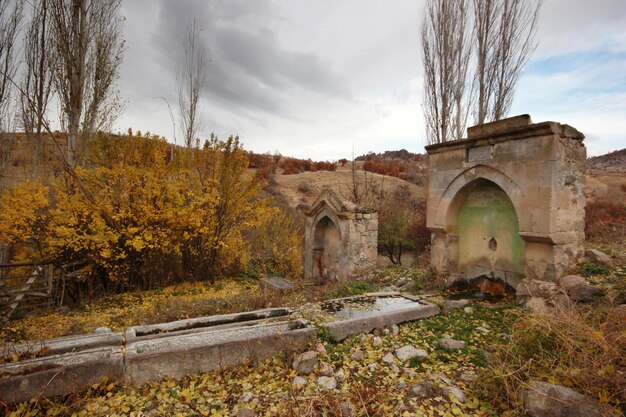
[271,168,425,210]
[479,304,625,415]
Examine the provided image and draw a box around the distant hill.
[587,148,626,173]
[354,149,428,186]
[355,149,426,163]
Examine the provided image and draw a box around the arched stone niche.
[426,115,586,287]
[304,189,378,281]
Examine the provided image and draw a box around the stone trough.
[0,292,438,404]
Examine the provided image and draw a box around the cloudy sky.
[113,0,626,160]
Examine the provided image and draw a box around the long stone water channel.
[0,292,439,404]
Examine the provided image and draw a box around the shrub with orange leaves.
[0,132,303,300]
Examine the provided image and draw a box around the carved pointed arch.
[435,165,530,233]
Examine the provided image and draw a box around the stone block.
[523,380,605,417]
[2,331,123,358]
[0,347,124,405]
[126,307,293,343]
[126,323,317,386]
[467,114,531,139]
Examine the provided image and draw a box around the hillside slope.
[271,164,425,210]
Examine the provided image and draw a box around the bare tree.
[421,0,472,144]
[341,158,385,212]
[21,0,54,175]
[49,0,124,166]
[473,0,499,125]
[0,0,23,132]
[177,19,208,148]
[473,0,540,123]
[491,0,540,121]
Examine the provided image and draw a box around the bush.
[585,200,626,242]
[580,261,610,277]
[0,133,302,301]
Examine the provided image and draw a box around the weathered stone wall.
[304,190,378,281]
[346,213,378,275]
[426,115,586,287]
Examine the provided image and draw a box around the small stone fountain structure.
[303,189,378,281]
[425,115,586,290]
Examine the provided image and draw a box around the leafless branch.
[21,0,54,175]
[0,0,23,132]
[49,0,125,166]
[177,19,208,148]
[421,0,472,144]
[473,0,541,123]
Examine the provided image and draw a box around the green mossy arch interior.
[457,180,525,277]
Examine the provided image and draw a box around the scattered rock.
[351,349,364,361]
[236,408,256,417]
[292,351,318,375]
[443,386,465,403]
[58,306,71,315]
[525,297,549,313]
[408,381,444,399]
[382,328,390,335]
[340,400,357,417]
[459,373,477,383]
[403,368,418,379]
[372,336,383,347]
[239,392,254,403]
[557,275,587,292]
[391,324,400,335]
[315,342,327,356]
[442,299,469,313]
[382,353,395,364]
[430,373,453,385]
[335,368,346,383]
[367,363,378,372]
[517,279,561,300]
[398,379,407,389]
[523,380,605,417]
[568,284,602,302]
[475,326,490,334]
[585,249,613,267]
[438,338,465,350]
[317,376,337,390]
[395,277,410,287]
[94,327,111,334]
[292,376,307,387]
[395,345,429,362]
[390,364,400,372]
[318,361,334,377]
[463,307,474,314]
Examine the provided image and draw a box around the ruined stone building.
[303,189,378,281]
[426,115,586,290]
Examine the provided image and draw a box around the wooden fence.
[0,262,58,321]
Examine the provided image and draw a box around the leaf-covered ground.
[0,265,425,344]
[8,303,520,417]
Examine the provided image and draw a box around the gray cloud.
[151,0,349,117]
[114,0,626,159]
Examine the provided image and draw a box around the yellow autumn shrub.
[0,132,302,297]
